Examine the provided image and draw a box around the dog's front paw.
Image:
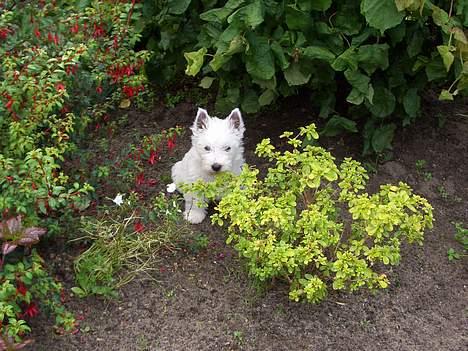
[184,208,206,224]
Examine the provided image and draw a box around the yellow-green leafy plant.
[188,124,433,303]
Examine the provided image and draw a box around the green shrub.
[188,124,434,303]
[142,0,467,153]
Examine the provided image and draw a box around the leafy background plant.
[141,0,467,153]
[187,124,434,303]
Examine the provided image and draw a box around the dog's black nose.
[211,163,222,172]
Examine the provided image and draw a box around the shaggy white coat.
[171,107,245,223]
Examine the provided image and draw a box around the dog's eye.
[204,146,211,151]
[225,146,231,151]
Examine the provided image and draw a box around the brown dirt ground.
[28,94,467,351]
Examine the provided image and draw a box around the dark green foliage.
[141,0,467,153]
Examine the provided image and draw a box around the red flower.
[33,28,41,38]
[5,99,13,111]
[122,85,134,98]
[23,302,39,318]
[148,150,158,165]
[167,136,176,151]
[0,27,10,40]
[93,23,105,38]
[96,86,103,94]
[16,281,28,296]
[147,178,157,187]
[134,222,144,233]
[5,176,13,183]
[70,23,79,34]
[55,82,65,91]
[135,172,145,186]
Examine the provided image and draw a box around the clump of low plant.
[188,124,434,303]
[447,222,467,262]
[72,191,189,298]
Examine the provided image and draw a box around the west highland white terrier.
[171,107,245,224]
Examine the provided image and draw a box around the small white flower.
[166,183,177,193]
[112,193,124,206]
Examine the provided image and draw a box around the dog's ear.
[194,108,209,130]
[227,108,245,134]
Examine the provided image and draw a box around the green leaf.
[245,33,275,81]
[436,45,455,72]
[168,0,192,14]
[360,0,405,33]
[406,29,424,58]
[284,62,311,86]
[332,47,358,71]
[403,88,420,118]
[271,41,290,70]
[344,69,374,104]
[310,0,332,11]
[200,0,245,23]
[301,46,336,63]
[285,5,312,30]
[199,77,215,89]
[321,115,358,136]
[431,5,449,27]
[368,87,395,118]
[258,89,276,106]
[228,0,264,29]
[357,44,389,75]
[371,123,396,153]
[425,55,447,81]
[241,89,260,113]
[395,0,424,12]
[438,89,454,101]
[209,53,230,71]
[225,35,246,56]
[184,48,207,76]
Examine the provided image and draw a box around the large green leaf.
[245,33,275,81]
[241,89,260,113]
[200,0,245,23]
[425,55,447,81]
[258,89,276,106]
[371,124,396,153]
[168,0,192,14]
[360,0,405,33]
[301,46,336,63]
[344,69,373,105]
[271,41,290,70]
[285,5,312,30]
[332,47,358,71]
[368,87,395,118]
[284,62,311,86]
[184,48,207,76]
[395,0,424,12]
[406,29,424,57]
[402,88,420,119]
[436,45,455,72]
[228,0,264,29]
[321,115,358,136]
[310,0,332,11]
[357,44,389,75]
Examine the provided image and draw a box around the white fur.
[171,107,245,224]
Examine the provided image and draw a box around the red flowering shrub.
[0,0,148,227]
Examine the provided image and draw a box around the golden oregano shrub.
[187,124,433,303]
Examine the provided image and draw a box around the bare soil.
[29,95,467,351]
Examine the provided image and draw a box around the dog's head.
[191,107,245,174]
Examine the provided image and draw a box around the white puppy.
[171,107,245,224]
